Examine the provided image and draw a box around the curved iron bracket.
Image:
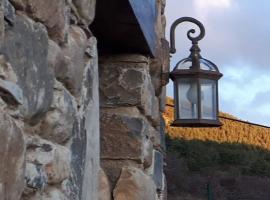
[170,17,205,54]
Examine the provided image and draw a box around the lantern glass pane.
[177,78,198,119]
[199,58,218,71]
[174,58,219,72]
[200,79,217,120]
[175,58,192,70]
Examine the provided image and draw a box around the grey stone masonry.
[0,0,168,199]
[0,0,100,200]
[100,53,168,199]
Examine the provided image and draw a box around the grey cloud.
[165,0,270,126]
[250,90,270,107]
[166,0,270,72]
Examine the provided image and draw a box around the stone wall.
[0,0,99,199]
[99,0,169,199]
[0,0,169,199]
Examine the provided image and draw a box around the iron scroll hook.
[170,17,206,54]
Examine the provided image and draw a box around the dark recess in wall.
[90,0,157,57]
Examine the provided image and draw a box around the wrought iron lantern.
[169,17,223,127]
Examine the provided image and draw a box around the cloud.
[221,97,270,126]
[166,0,270,71]
[250,91,270,109]
[193,0,233,19]
[219,64,270,110]
[194,0,232,9]
[200,3,270,71]
[220,64,270,126]
[165,0,270,125]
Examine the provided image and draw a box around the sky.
[165,0,270,126]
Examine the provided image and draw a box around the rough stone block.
[98,168,111,200]
[0,55,24,105]
[149,39,170,96]
[68,118,86,200]
[1,14,54,124]
[47,39,64,72]
[0,0,3,44]
[56,25,88,97]
[101,106,159,168]
[0,79,23,105]
[159,116,166,152]
[147,150,164,190]
[100,111,146,161]
[161,39,170,86]
[38,80,77,144]
[101,160,143,189]
[9,0,24,10]
[151,114,166,152]
[26,136,71,185]
[0,54,17,82]
[159,86,166,112]
[67,36,99,200]
[25,162,47,191]
[147,122,161,150]
[73,0,96,25]
[99,54,158,123]
[23,0,69,43]
[150,96,160,127]
[80,36,100,200]
[161,0,166,15]
[44,188,68,200]
[99,59,148,107]
[100,54,148,63]
[158,173,167,200]
[156,0,165,39]
[113,166,157,200]
[143,136,153,169]
[0,113,25,200]
[27,187,68,200]
[4,0,15,25]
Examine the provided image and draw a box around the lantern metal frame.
[169,17,223,127]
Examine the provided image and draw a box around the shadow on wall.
[165,137,270,200]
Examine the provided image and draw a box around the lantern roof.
[174,57,220,72]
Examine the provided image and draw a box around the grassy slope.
[164,97,270,151]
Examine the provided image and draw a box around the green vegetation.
[167,137,270,176]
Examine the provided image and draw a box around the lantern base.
[170,119,222,128]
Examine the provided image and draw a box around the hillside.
[164,97,270,150]
[164,97,270,200]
